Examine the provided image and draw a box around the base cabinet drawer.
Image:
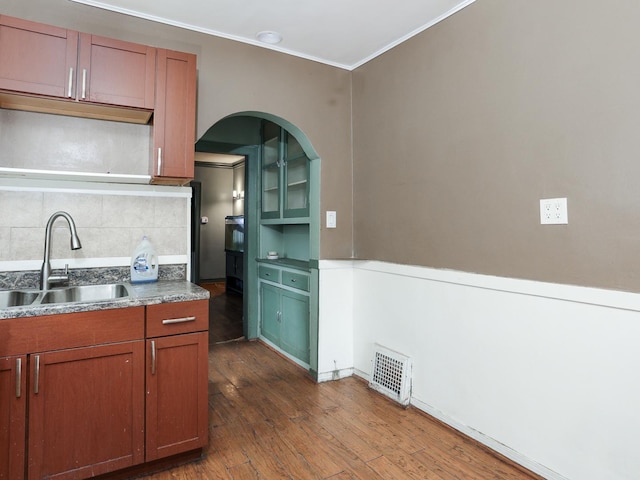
[146,299,208,338]
[281,271,309,291]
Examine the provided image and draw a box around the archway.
[194,111,321,375]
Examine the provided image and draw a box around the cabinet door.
[0,355,26,480]
[152,48,197,184]
[28,342,145,480]
[260,282,282,346]
[280,289,310,364]
[0,15,78,98]
[261,121,282,218]
[283,132,310,218]
[77,33,155,109]
[145,332,208,461]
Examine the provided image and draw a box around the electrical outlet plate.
[540,198,568,225]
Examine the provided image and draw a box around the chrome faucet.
[40,211,82,291]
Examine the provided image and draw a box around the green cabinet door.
[280,289,310,364]
[283,132,309,219]
[259,281,310,365]
[259,282,281,346]
[260,121,310,220]
[261,121,281,219]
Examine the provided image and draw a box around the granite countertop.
[0,280,210,320]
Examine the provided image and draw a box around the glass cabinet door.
[261,122,281,218]
[283,132,309,218]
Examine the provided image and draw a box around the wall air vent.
[369,344,412,406]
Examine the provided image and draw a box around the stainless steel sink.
[40,283,131,305]
[0,289,40,308]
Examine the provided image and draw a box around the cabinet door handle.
[15,358,22,398]
[33,355,40,395]
[151,340,156,375]
[277,311,282,323]
[162,316,196,325]
[157,148,163,176]
[67,67,74,98]
[81,68,87,99]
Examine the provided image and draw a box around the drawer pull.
[151,340,156,375]
[15,358,22,398]
[264,273,271,276]
[33,355,40,395]
[162,316,196,325]
[290,278,297,282]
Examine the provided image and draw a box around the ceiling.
[195,152,245,166]
[69,0,475,70]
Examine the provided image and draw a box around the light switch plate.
[326,211,337,228]
[540,198,568,224]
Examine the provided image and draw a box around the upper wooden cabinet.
[0,15,78,98]
[0,15,155,122]
[151,49,197,185]
[0,14,198,185]
[77,33,155,109]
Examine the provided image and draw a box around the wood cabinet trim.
[0,306,145,357]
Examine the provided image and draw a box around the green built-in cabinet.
[259,265,310,364]
[258,120,312,367]
[261,121,310,220]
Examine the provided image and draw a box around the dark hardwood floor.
[201,282,244,345]
[136,291,544,480]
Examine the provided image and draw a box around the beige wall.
[353,0,640,293]
[1,0,353,260]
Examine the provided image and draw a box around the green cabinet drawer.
[281,271,309,292]
[259,265,280,282]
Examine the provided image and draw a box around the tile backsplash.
[0,184,190,264]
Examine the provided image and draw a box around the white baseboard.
[351,369,566,480]
[410,397,568,480]
[316,367,354,383]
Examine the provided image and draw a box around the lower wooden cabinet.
[145,332,209,461]
[145,299,209,462]
[0,355,27,480]
[27,342,145,480]
[0,298,209,480]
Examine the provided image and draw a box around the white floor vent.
[369,344,412,406]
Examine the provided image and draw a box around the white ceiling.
[69,0,475,70]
